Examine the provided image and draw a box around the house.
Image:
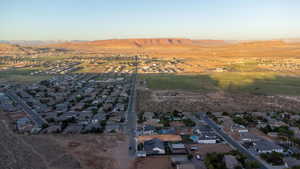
[224,155,240,169]
[143,125,156,135]
[45,125,62,133]
[290,127,300,139]
[159,128,176,135]
[192,125,219,144]
[102,103,113,112]
[105,124,120,133]
[57,112,77,122]
[170,143,187,154]
[170,121,185,127]
[83,122,102,133]
[268,132,279,137]
[43,112,58,122]
[63,124,83,134]
[231,124,248,133]
[55,103,68,111]
[73,102,85,111]
[240,132,260,142]
[91,113,105,123]
[77,111,93,121]
[190,134,218,144]
[197,135,218,144]
[176,128,193,135]
[16,117,34,133]
[252,139,284,154]
[269,120,288,128]
[144,138,165,155]
[194,125,213,134]
[144,112,155,120]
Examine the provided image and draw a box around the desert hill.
[0,43,70,57]
[3,38,299,60]
[46,38,298,52]
[47,38,229,50]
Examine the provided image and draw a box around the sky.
[1,0,300,40]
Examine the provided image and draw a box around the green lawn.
[141,72,300,96]
[140,74,218,92]
[0,68,53,83]
[38,55,72,62]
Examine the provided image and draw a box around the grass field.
[0,68,53,83]
[141,72,300,95]
[140,74,218,92]
[39,55,72,62]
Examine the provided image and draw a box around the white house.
[231,124,248,133]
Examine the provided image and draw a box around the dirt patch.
[0,118,132,169]
[187,144,232,157]
[132,156,173,169]
[53,133,132,169]
[49,154,81,169]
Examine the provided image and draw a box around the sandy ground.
[0,115,132,169]
[51,133,133,169]
[187,144,233,157]
[132,156,173,169]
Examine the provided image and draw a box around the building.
[170,143,187,154]
[143,125,156,135]
[240,132,260,142]
[144,138,165,155]
[197,135,218,144]
[16,117,34,133]
[231,124,248,133]
[252,139,284,154]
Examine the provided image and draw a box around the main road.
[127,56,138,156]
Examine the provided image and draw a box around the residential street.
[127,56,138,157]
[6,90,47,128]
[196,112,270,169]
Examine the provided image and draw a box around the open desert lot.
[0,119,131,169]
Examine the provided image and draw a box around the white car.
[196,155,202,160]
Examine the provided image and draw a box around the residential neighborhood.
[1,54,300,169]
[0,73,133,134]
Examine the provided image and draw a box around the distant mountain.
[0,43,70,56]
[0,40,87,46]
[47,38,230,51]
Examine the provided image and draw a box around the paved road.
[196,112,270,169]
[127,56,138,157]
[6,90,48,128]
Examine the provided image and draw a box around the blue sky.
[1,0,300,40]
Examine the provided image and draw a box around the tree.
[244,160,260,169]
[204,152,226,169]
[260,124,272,134]
[182,118,196,127]
[260,152,284,165]
[222,112,229,116]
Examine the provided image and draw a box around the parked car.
[190,146,198,151]
[196,154,202,160]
